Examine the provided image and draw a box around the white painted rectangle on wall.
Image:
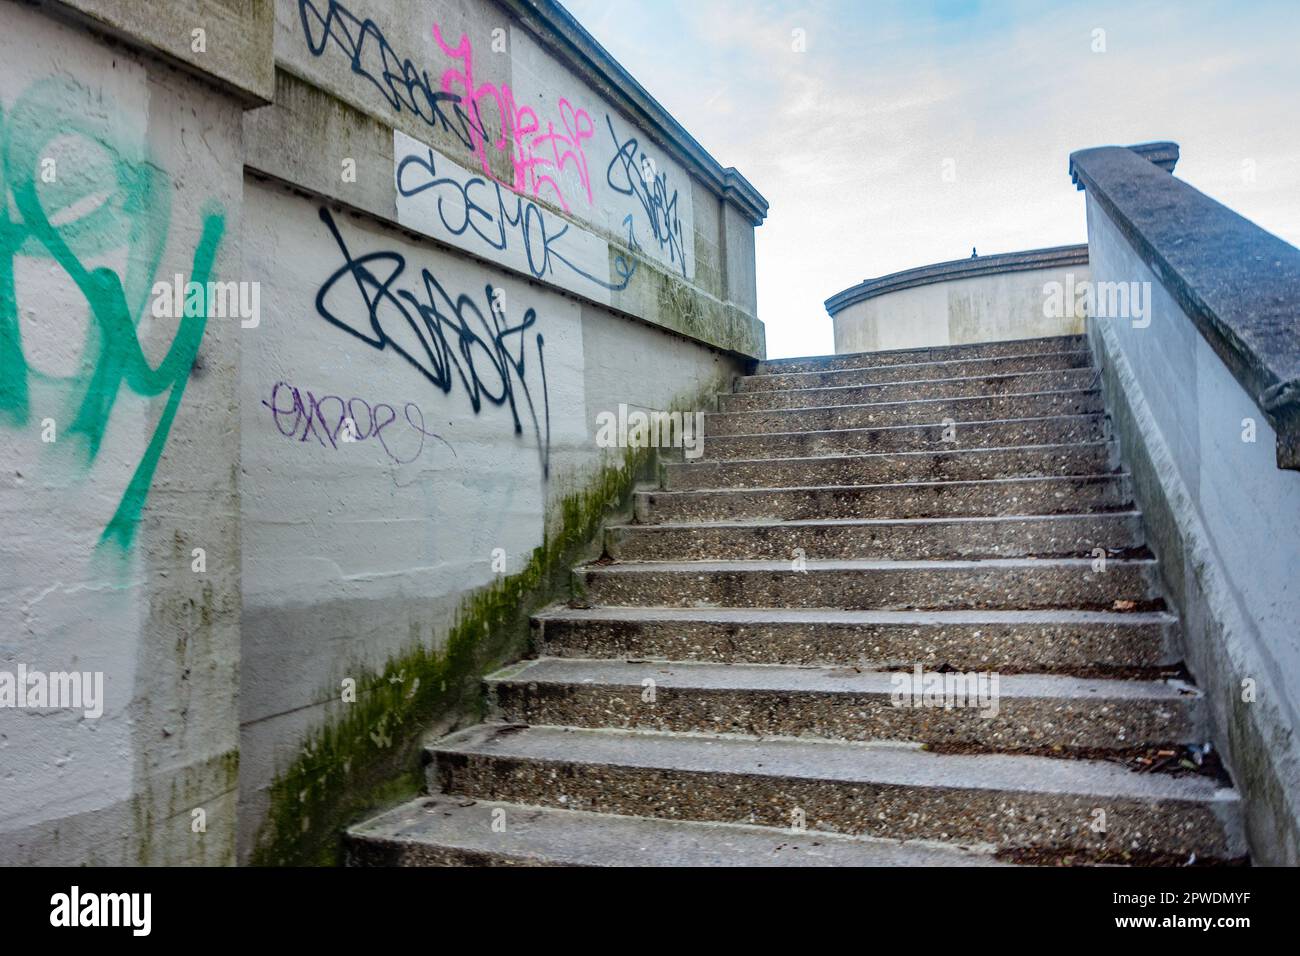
[394,130,616,305]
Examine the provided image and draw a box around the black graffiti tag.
[314,207,552,476]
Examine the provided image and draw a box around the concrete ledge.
[44,0,275,104]
[1072,141,1179,189]
[500,0,768,226]
[243,71,765,358]
[1071,142,1300,470]
[825,245,1089,316]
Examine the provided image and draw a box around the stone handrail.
[1070,143,1300,469]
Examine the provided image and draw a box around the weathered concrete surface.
[0,1,244,865]
[705,389,1103,436]
[662,442,1116,489]
[346,794,1007,866]
[741,349,1093,392]
[535,606,1178,673]
[702,414,1109,460]
[720,368,1101,412]
[635,474,1131,523]
[1085,187,1300,862]
[0,0,767,867]
[343,332,1244,867]
[428,724,1245,860]
[488,658,1202,751]
[46,0,275,103]
[574,558,1159,611]
[606,512,1143,561]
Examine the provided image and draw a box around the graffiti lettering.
[262,381,452,465]
[605,115,688,277]
[314,208,551,475]
[395,145,636,291]
[0,77,224,549]
[297,0,485,153]
[432,24,595,213]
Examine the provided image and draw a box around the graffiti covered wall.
[0,0,765,864]
[0,1,243,864]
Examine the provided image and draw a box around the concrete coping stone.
[1068,141,1300,470]
[824,247,1089,316]
[502,0,768,225]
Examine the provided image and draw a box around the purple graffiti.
[262,381,454,465]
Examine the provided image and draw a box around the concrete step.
[739,350,1092,392]
[346,794,1007,866]
[759,335,1087,375]
[722,367,1100,412]
[488,658,1203,752]
[428,724,1245,861]
[702,413,1107,460]
[636,474,1131,523]
[534,606,1178,673]
[607,512,1144,562]
[574,557,1161,612]
[706,389,1103,436]
[665,442,1116,489]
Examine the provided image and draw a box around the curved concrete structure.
[825,245,1090,354]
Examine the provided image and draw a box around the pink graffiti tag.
[432,24,594,212]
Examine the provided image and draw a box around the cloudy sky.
[563,0,1300,358]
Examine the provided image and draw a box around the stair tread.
[710,387,1100,418]
[611,510,1142,531]
[706,411,1104,442]
[733,368,1098,400]
[489,658,1196,701]
[748,349,1092,382]
[429,724,1237,803]
[641,472,1125,496]
[579,557,1153,573]
[760,335,1085,369]
[537,605,1176,625]
[349,795,1007,866]
[673,441,1113,469]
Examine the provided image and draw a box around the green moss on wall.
[249,443,659,866]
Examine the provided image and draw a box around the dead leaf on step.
[1112,599,1137,611]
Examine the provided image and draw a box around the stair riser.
[740,351,1091,392]
[636,477,1131,523]
[708,391,1102,437]
[346,840,548,867]
[702,415,1107,460]
[536,616,1177,672]
[759,336,1086,374]
[491,683,1202,752]
[575,564,1160,611]
[665,444,1114,489]
[722,368,1100,411]
[431,752,1238,859]
[607,514,1143,561]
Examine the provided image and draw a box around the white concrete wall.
[832,265,1089,354]
[0,0,760,865]
[1085,193,1300,863]
[236,179,739,858]
[0,1,243,864]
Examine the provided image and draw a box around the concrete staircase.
[347,334,1246,867]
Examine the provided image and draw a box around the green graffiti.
[0,77,225,549]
